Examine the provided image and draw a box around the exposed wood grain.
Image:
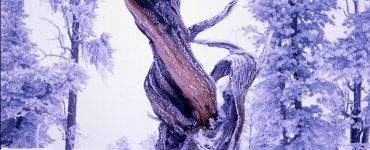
[124,0,258,149]
[125,0,216,125]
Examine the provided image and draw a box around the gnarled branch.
[192,39,243,52]
[125,0,258,149]
[126,0,217,125]
[188,0,238,41]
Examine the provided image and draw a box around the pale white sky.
[23,0,367,149]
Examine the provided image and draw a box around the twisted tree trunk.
[125,0,258,149]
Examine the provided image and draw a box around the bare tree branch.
[147,111,161,122]
[343,8,349,17]
[345,0,351,16]
[33,47,70,61]
[342,110,351,118]
[188,0,238,40]
[61,6,72,40]
[337,84,354,114]
[192,39,243,52]
[41,18,72,53]
[241,25,264,36]
[345,77,355,91]
[210,59,231,82]
[257,31,274,68]
[338,85,353,103]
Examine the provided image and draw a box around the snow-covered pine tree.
[107,136,131,150]
[247,0,345,149]
[317,1,370,148]
[46,0,115,149]
[338,3,369,147]
[1,0,87,148]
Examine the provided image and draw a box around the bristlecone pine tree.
[125,0,258,149]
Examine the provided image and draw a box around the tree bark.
[65,0,80,149]
[349,2,364,147]
[350,81,362,144]
[125,0,258,149]
[362,126,369,144]
[289,1,303,145]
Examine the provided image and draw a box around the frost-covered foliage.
[248,0,337,49]
[246,0,347,149]
[316,6,370,147]
[43,0,115,148]
[319,9,370,80]
[106,136,130,150]
[48,0,115,75]
[1,0,87,148]
[36,0,116,149]
[82,33,115,75]
[139,132,158,150]
[0,0,37,71]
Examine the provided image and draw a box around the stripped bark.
[126,0,217,125]
[125,0,258,149]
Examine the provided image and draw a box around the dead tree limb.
[125,0,257,149]
[192,39,243,52]
[188,0,238,41]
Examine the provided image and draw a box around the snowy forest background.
[1,0,369,149]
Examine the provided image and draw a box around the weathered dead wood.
[126,0,217,125]
[188,0,237,41]
[180,52,257,150]
[192,40,243,52]
[125,0,258,149]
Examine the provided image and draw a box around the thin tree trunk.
[288,0,302,111]
[362,127,369,143]
[290,1,303,144]
[66,92,77,150]
[354,0,359,14]
[280,101,288,146]
[276,1,302,146]
[350,1,363,146]
[65,0,80,149]
[351,81,362,143]
[279,81,288,146]
[125,0,258,149]
[35,124,40,148]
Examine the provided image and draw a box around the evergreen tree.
[1,0,87,148]
[247,0,345,149]
[47,0,115,149]
[107,136,131,150]
[317,1,370,148]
